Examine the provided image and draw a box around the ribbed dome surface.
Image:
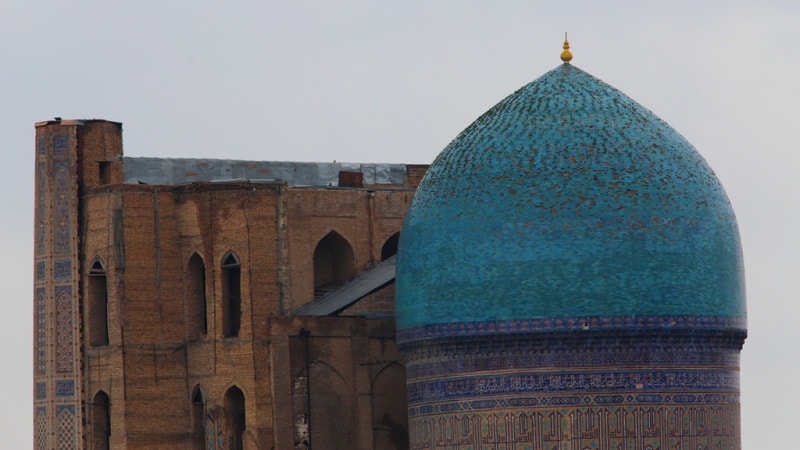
[396,64,745,331]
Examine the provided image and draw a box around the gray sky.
[2,1,797,447]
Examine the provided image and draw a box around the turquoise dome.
[396,64,745,331]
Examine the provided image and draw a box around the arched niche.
[87,259,109,347]
[221,252,241,338]
[313,231,354,298]
[381,232,400,261]
[186,253,207,340]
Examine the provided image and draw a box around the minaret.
[33,119,123,449]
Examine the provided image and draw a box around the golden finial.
[560,32,573,63]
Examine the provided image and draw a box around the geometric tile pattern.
[36,382,47,399]
[407,369,740,404]
[56,406,76,450]
[36,162,45,254]
[35,407,47,450]
[36,261,45,281]
[54,260,71,279]
[397,315,747,344]
[55,286,73,373]
[36,288,46,375]
[408,403,740,449]
[35,129,83,449]
[56,380,74,397]
[54,163,70,254]
[401,324,745,449]
[54,136,69,157]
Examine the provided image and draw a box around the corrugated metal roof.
[294,255,397,316]
[122,157,407,187]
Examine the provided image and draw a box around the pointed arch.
[381,232,400,261]
[221,251,241,338]
[88,259,109,347]
[224,386,246,450]
[313,231,354,298]
[371,362,409,449]
[191,385,206,449]
[186,253,208,340]
[309,361,356,449]
[91,390,110,450]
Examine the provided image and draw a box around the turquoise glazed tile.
[396,64,745,331]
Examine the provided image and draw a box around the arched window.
[313,231,354,298]
[381,232,400,261]
[191,386,206,449]
[88,260,109,347]
[186,254,207,340]
[224,386,246,450]
[91,391,110,450]
[221,252,241,338]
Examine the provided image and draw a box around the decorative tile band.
[408,403,740,450]
[55,286,74,373]
[35,407,47,450]
[36,382,47,399]
[55,380,74,397]
[406,347,741,380]
[36,161,45,254]
[54,136,69,159]
[409,392,740,417]
[36,288,46,375]
[398,315,747,344]
[407,369,739,405]
[54,162,71,254]
[56,405,76,450]
[54,260,71,280]
[35,261,45,281]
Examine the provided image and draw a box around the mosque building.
[33,39,745,449]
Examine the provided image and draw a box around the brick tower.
[34,120,124,449]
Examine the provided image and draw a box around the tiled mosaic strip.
[398,315,747,343]
[407,349,741,380]
[35,407,47,450]
[408,403,740,450]
[36,288,46,375]
[56,380,74,397]
[54,136,69,158]
[407,369,739,404]
[55,286,74,373]
[54,163,71,254]
[409,391,740,417]
[56,406,76,450]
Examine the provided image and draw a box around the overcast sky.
[2,1,797,448]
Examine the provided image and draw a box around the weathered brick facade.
[34,119,420,449]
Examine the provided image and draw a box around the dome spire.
[560,32,573,63]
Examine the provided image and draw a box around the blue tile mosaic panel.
[54,286,73,373]
[54,260,71,279]
[55,380,74,397]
